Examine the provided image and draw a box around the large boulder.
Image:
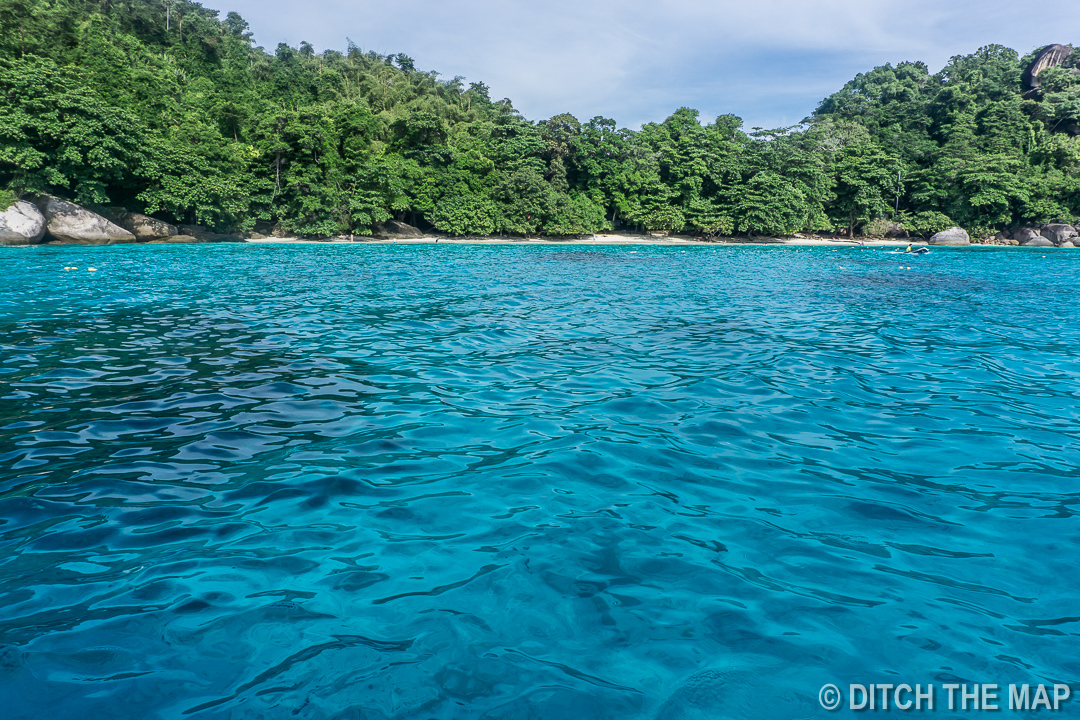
[32,195,136,244]
[1023,44,1074,95]
[113,211,177,240]
[1012,227,1042,244]
[176,225,244,243]
[1023,236,1055,247]
[864,219,908,238]
[0,201,47,246]
[929,227,970,246]
[1040,223,1077,244]
[373,219,424,239]
[884,223,908,238]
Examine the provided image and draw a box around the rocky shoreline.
[0,194,245,247]
[3,196,1079,249]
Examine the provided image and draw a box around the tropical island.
[2,1,1080,247]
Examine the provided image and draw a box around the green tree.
[735,172,812,235]
[0,56,144,204]
[431,194,498,235]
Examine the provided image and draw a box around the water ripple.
[0,244,1078,718]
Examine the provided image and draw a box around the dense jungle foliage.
[3,0,1080,237]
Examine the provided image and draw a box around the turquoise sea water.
[0,243,1078,719]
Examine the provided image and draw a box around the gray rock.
[115,212,177,240]
[32,195,136,244]
[1023,44,1074,95]
[373,219,424,239]
[864,219,908,238]
[1060,240,1076,248]
[881,221,908,238]
[929,226,970,246]
[0,201,47,246]
[1040,223,1078,244]
[1023,236,1055,247]
[170,224,244,243]
[1012,227,1042,243]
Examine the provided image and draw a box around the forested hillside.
[3,0,1080,238]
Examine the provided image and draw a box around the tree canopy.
[2,1,1080,238]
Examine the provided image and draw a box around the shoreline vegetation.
[3,3,1080,247]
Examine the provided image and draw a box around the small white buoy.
[88,268,97,272]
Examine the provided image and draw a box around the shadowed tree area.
[2,1,1080,237]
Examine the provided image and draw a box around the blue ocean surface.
[0,243,1077,719]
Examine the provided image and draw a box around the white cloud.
[220,0,1080,128]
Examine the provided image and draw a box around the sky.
[218,0,1079,130]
